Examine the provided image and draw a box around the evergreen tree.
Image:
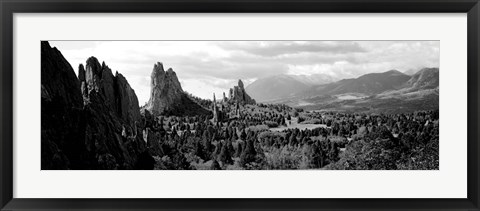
[212,142,223,159]
[218,141,233,165]
[194,140,206,160]
[203,138,212,158]
[240,129,247,140]
[234,141,243,157]
[240,139,257,167]
[226,139,235,154]
[210,159,221,170]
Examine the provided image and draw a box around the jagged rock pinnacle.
[146,63,184,115]
[228,79,255,105]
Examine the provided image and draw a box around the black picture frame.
[1,0,479,210]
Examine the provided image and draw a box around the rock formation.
[41,41,88,170]
[79,57,141,129]
[145,62,210,116]
[143,128,163,157]
[79,57,148,169]
[41,41,153,170]
[146,63,183,115]
[228,79,256,105]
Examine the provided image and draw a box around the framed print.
[1,0,479,210]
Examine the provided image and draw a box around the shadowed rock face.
[79,57,141,130]
[41,41,89,170]
[41,41,152,170]
[145,62,210,116]
[116,73,142,126]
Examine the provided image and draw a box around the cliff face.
[229,79,256,105]
[79,56,148,169]
[79,58,141,129]
[145,62,210,116]
[41,41,89,169]
[41,41,153,170]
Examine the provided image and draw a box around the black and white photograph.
[41,40,439,170]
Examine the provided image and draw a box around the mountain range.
[245,74,336,102]
[246,68,439,113]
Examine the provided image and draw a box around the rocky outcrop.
[229,79,256,105]
[145,62,210,116]
[143,128,163,156]
[41,41,90,169]
[41,41,152,170]
[146,63,183,115]
[116,73,141,126]
[79,57,141,130]
[79,57,148,169]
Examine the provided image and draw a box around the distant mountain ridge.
[290,74,337,86]
[405,68,439,91]
[403,68,421,76]
[376,67,439,99]
[246,68,439,113]
[245,73,336,102]
[245,75,311,102]
[306,69,412,96]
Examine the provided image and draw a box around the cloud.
[217,41,366,57]
[48,40,439,103]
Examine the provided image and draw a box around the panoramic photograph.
[41,40,439,170]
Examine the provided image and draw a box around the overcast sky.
[49,41,439,105]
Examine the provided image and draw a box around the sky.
[48,41,439,105]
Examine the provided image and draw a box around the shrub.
[264,121,279,128]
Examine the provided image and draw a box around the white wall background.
[13,13,467,198]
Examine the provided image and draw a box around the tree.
[235,141,243,157]
[240,139,257,167]
[203,138,213,157]
[231,129,239,140]
[281,117,286,126]
[288,135,297,146]
[194,140,206,160]
[218,141,233,165]
[212,142,223,159]
[240,129,247,140]
[327,142,340,163]
[226,139,235,154]
[210,159,221,170]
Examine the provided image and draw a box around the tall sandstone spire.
[146,62,184,115]
[145,62,210,116]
